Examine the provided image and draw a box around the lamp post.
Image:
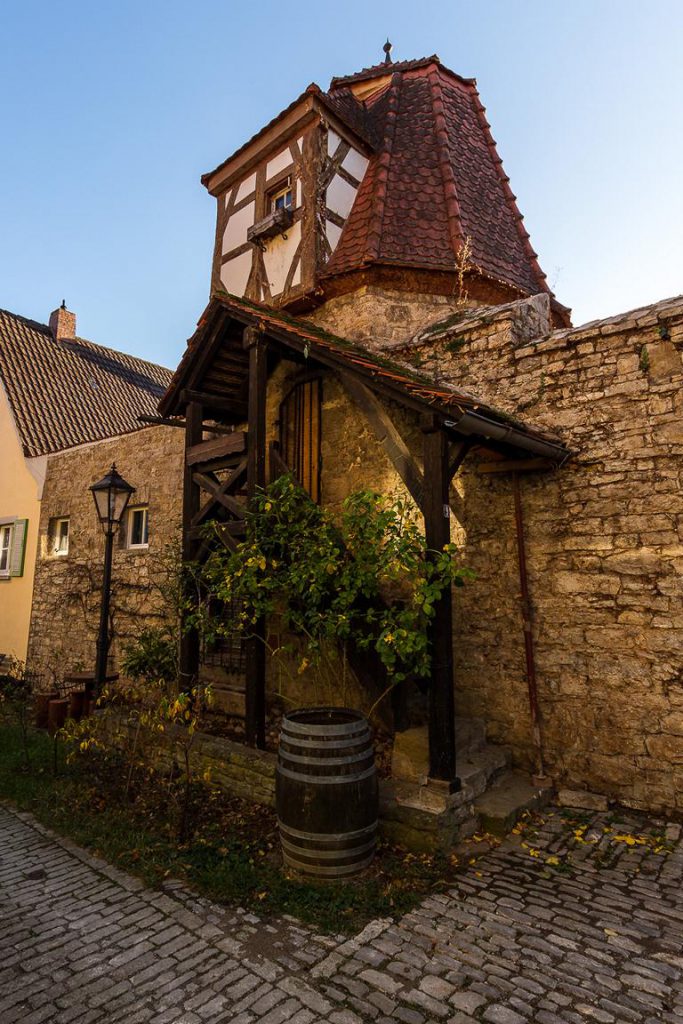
[90,464,135,690]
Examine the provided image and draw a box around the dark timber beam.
[180,401,204,688]
[422,414,458,786]
[244,326,267,750]
[339,373,425,508]
[186,432,246,465]
[192,472,245,520]
[448,441,471,481]
[191,458,248,528]
[137,414,235,435]
[180,388,248,418]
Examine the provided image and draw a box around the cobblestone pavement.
[2,803,683,1024]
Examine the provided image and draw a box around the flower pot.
[69,690,87,721]
[47,699,69,736]
[34,691,59,729]
[276,707,378,878]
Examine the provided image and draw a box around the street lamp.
[90,464,135,690]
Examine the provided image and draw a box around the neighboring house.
[158,50,683,816]
[0,302,181,673]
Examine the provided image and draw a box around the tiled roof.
[160,291,569,463]
[330,56,454,87]
[0,308,172,457]
[201,83,376,188]
[322,58,551,299]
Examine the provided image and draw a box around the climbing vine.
[194,475,472,690]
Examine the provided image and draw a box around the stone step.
[457,744,511,800]
[473,769,553,835]
[392,719,490,783]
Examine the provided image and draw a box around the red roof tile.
[323,58,551,299]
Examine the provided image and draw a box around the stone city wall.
[27,284,683,816]
[27,425,184,686]
[391,292,683,814]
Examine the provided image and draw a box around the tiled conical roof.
[323,57,550,299]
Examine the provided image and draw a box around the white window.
[127,506,149,549]
[0,525,11,576]
[269,178,293,212]
[0,519,27,579]
[53,518,69,556]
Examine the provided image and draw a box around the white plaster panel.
[235,172,256,202]
[222,201,255,255]
[326,221,343,252]
[292,261,301,287]
[266,148,291,181]
[327,129,342,156]
[326,175,357,219]
[220,250,253,297]
[263,221,301,296]
[296,178,302,207]
[341,147,369,183]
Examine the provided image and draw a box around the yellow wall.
[0,386,43,662]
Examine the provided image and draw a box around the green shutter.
[9,519,28,577]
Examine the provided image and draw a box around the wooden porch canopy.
[159,290,570,786]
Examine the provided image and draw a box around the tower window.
[269,177,293,213]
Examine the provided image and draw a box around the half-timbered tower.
[160,52,575,801]
[205,54,571,331]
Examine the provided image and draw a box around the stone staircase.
[383,718,552,848]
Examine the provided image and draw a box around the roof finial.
[60,299,66,309]
[383,39,393,64]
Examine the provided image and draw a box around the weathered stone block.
[391,727,428,783]
[556,789,609,812]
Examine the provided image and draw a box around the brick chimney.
[49,301,76,340]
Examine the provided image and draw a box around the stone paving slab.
[1,802,683,1022]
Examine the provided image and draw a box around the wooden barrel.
[276,707,378,878]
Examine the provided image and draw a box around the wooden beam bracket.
[448,440,471,481]
[339,372,425,509]
[192,472,245,520]
[191,458,248,528]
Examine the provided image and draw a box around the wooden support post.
[244,327,267,749]
[422,416,458,786]
[179,401,204,688]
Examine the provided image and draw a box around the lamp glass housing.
[90,464,136,531]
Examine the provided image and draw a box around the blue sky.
[1,1,681,367]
